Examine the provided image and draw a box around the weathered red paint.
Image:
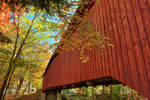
[43,0,150,99]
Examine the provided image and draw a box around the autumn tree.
[13,46,51,94]
[0,3,12,34]
[0,2,15,43]
[0,5,59,99]
[0,0,69,98]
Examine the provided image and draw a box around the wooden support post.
[57,90,62,100]
[41,92,46,100]
[86,81,92,86]
[72,84,76,88]
[62,85,67,89]
[46,90,57,100]
[102,85,105,99]
[91,86,94,100]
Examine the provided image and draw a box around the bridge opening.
[43,76,148,100]
[60,84,147,100]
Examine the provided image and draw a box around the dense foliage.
[62,85,147,100]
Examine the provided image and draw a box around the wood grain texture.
[43,0,150,99]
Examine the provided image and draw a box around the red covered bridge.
[43,0,150,99]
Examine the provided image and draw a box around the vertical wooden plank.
[83,50,89,81]
[65,51,70,85]
[59,53,63,86]
[70,51,73,84]
[104,0,116,77]
[88,10,95,80]
[72,50,76,82]
[93,7,100,79]
[108,0,124,80]
[88,9,96,80]
[75,50,82,82]
[62,52,65,85]
[110,0,126,81]
[120,0,149,95]
[91,5,99,79]
[93,3,102,78]
[131,0,150,96]
[113,0,132,87]
[81,50,85,81]
[103,0,113,76]
[97,2,105,77]
[112,0,139,91]
[101,0,109,76]
[137,0,150,48]
[116,0,140,89]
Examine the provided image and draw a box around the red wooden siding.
[43,0,150,99]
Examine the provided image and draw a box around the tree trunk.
[22,83,28,94]
[27,81,31,94]
[0,65,13,100]
[16,78,24,94]
[2,62,18,100]
[0,18,20,100]
[0,23,19,100]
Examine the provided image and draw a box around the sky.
[9,1,79,54]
